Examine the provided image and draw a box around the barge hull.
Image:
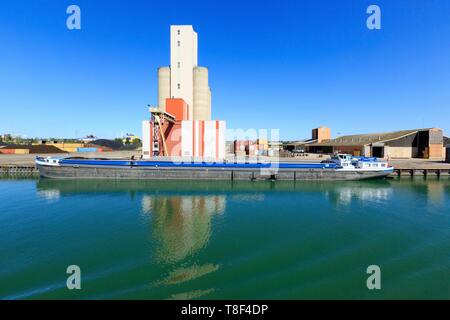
[37,164,391,181]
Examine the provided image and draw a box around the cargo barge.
[35,154,394,181]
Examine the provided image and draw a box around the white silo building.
[142,25,225,160]
[157,25,211,120]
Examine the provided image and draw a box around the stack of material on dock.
[0,145,67,154]
[91,139,122,150]
[29,145,67,154]
[32,142,86,153]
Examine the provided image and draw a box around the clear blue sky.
[1,0,449,140]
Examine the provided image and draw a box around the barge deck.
[34,157,394,181]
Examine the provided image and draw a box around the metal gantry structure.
[149,107,176,157]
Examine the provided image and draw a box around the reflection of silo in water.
[426,180,445,206]
[141,194,225,263]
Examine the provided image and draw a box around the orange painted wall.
[166,98,189,121]
[428,144,443,159]
[150,121,183,157]
[163,122,182,157]
[312,127,331,143]
[0,149,16,154]
[0,148,29,154]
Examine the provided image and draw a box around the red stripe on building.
[216,121,219,159]
[192,121,196,157]
[201,121,205,157]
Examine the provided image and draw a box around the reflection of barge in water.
[36,154,393,181]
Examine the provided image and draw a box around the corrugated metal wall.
[446,146,450,163]
[429,129,443,144]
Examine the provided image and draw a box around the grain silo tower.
[164,25,212,120]
[143,25,225,160]
[157,67,171,111]
[193,67,211,120]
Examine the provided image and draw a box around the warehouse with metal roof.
[295,128,446,159]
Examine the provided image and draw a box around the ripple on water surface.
[0,178,449,299]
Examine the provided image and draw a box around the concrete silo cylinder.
[158,67,171,111]
[193,67,211,120]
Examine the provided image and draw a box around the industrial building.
[287,127,447,159]
[284,126,332,152]
[312,126,331,143]
[157,25,211,120]
[231,139,269,156]
[142,25,225,159]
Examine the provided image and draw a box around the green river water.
[1,177,449,299]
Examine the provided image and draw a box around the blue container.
[76,147,97,152]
